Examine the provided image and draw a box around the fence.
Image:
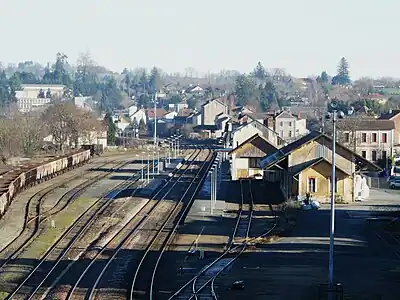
[366,176,389,189]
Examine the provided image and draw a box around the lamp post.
[325,99,343,300]
[147,153,150,183]
[209,167,214,215]
[157,147,160,174]
[152,151,155,175]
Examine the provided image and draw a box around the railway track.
[168,179,277,300]
[129,148,214,300]
[53,148,207,300]
[0,159,132,262]
[3,159,156,300]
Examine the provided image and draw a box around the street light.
[157,147,160,174]
[152,151,155,175]
[141,152,146,181]
[325,98,344,299]
[147,153,150,183]
[209,167,215,215]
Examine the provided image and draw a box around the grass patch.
[0,291,9,300]
[20,197,97,259]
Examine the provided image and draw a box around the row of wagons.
[0,148,93,218]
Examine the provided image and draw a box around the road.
[215,189,400,300]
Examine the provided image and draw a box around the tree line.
[233,58,353,112]
[0,102,105,163]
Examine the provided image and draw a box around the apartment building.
[337,119,396,162]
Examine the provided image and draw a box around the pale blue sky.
[1,0,398,78]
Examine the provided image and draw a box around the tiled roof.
[259,131,381,171]
[146,108,168,118]
[337,119,395,131]
[229,133,277,155]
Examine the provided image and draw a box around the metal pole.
[210,170,214,214]
[154,93,157,146]
[157,148,160,174]
[168,142,171,164]
[147,155,150,183]
[152,152,155,174]
[328,111,336,299]
[214,166,217,203]
[141,156,144,181]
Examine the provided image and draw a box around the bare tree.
[18,112,46,156]
[42,102,75,152]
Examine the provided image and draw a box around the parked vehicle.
[0,146,96,219]
[389,177,400,189]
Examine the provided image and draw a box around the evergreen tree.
[253,62,266,82]
[104,113,116,145]
[332,57,350,85]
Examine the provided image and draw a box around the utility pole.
[154,92,157,146]
[326,99,341,300]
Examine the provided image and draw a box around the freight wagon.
[0,148,92,219]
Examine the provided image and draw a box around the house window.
[328,177,338,193]
[280,130,283,137]
[288,131,292,137]
[362,133,367,143]
[382,133,387,143]
[249,158,261,168]
[308,177,316,193]
[344,132,350,143]
[382,150,387,161]
[372,133,377,142]
[288,122,292,126]
[372,150,377,161]
[280,121,283,127]
[361,151,366,158]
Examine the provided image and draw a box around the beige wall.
[298,163,352,202]
[201,101,227,125]
[339,129,394,160]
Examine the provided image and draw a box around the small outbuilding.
[229,133,278,180]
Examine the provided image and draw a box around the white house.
[231,120,284,149]
[163,111,178,120]
[130,109,146,125]
[43,130,107,149]
[189,112,202,126]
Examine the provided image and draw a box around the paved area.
[216,189,400,300]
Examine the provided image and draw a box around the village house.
[200,98,228,126]
[239,109,308,141]
[229,133,278,180]
[336,119,397,162]
[129,106,146,125]
[184,85,204,95]
[231,120,285,149]
[260,131,380,203]
[146,108,168,122]
[378,109,400,154]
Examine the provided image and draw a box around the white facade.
[44,130,107,149]
[128,105,138,116]
[232,121,281,149]
[340,129,395,161]
[230,156,262,180]
[190,112,202,126]
[20,84,65,98]
[163,111,178,120]
[17,97,52,113]
[130,109,146,125]
[274,112,307,140]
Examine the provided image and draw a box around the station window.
[308,177,316,193]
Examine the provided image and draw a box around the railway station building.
[229,133,278,180]
[259,131,381,202]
